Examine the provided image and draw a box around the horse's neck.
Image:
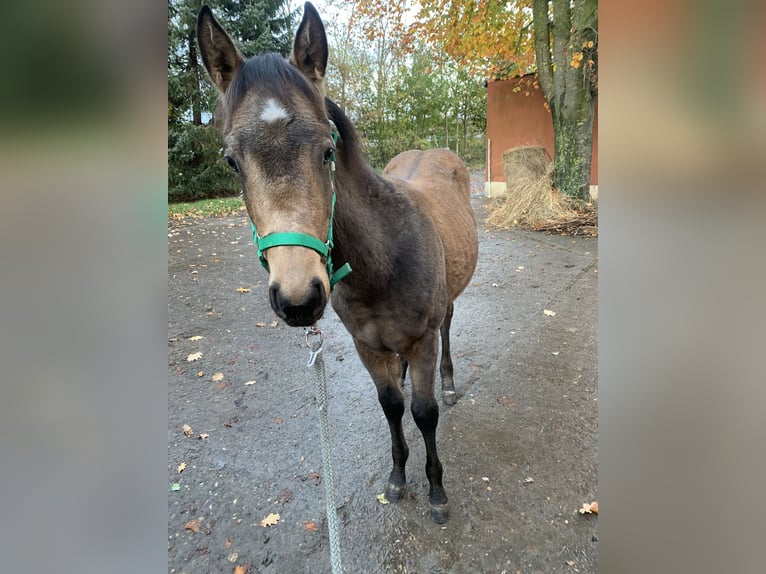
[332,165,398,291]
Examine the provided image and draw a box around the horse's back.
[383,149,478,301]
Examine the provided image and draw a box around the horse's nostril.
[268,279,326,326]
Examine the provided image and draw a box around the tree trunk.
[188,32,202,126]
[533,0,597,200]
[551,94,595,200]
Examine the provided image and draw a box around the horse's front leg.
[407,329,449,524]
[353,339,409,503]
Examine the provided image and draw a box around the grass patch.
[168,196,246,219]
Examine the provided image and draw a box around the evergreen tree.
[168,0,295,201]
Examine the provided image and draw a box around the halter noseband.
[249,126,352,289]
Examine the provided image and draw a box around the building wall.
[486,76,598,186]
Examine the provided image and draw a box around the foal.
[197,2,478,523]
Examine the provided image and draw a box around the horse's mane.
[324,97,371,175]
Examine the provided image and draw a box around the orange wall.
[486,76,598,185]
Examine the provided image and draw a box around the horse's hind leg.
[407,330,449,523]
[353,339,409,503]
[439,302,457,406]
[399,355,408,387]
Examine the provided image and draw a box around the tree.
[533,0,597,200]
[167,0,296,201]
[413,0,598,200]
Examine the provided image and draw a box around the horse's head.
[198,3,335,327]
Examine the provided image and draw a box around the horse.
[197,2,478,524]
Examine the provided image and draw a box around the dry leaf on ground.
[301,471,321,484]
[543,309,556,316]
[260,513,280,527]
[224,538,232,549]
[187,352,203,361]
[276,489,293,504]
[212,373,224,382]
[233,565,248,574]
[188,335,204,341]
[303,520,319,532]
[270,320,279,327]
[182,424,193,437]
[244,380,256,386]
[579,501,598,514]
[184,518,201,533]
[376,493,390,505]
[177,462,187,473]
[236,287,251,293]
[227,552,238,563]
[255,322,267,327]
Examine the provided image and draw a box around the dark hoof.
[442,390,457,406]
[385,482,406,503]
[430,503,449,524]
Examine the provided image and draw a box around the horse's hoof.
[385,482,406,503]
[430,503,449,524]
[442,390,457,406]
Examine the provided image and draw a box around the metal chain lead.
[306,327,343,574]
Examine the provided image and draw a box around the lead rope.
[305,326,344,574]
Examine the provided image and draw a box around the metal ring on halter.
[305,326,324,349]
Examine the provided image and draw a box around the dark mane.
[225,53,322,113]
[324,98,367,170]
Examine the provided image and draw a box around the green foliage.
[327,32,487,170]
[168,123,239,201]
[168,0,295,202]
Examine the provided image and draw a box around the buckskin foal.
[197,2,478,523]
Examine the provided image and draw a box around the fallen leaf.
[185,518,201,533]
[236,287,251,293]
[244,380,256,386]
[224,422,233,428]
[274,417,283,424]
[216,382,229,389]
[276,488,293,504]
[301,471,321,484]
[303,520,319,532]
[481,477,490,482]
[197,371,205,377]
[579,501,599,514]
[212,372,224,382]
[543,309,556,316]
[187,352,203,362]
[497,396,516,408]
[224,538,232,549]
[259,513,280,527]
[228,552,238,562]
[552,351,560,356]
[566,560,575,566]
[270,320,279,327]
[182,424,193,437]
[523,477,534,483]
[198,433,209,440]
[376,493,390,505]
[171,483,181,491]
[255,322,267,328]
[233,566,247,574]
[188,335,204,341]
[177,462,187,473]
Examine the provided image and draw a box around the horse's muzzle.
[269,278,327,327]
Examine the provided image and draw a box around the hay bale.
[487,145,579,230]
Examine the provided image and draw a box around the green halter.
[249,129,352,289]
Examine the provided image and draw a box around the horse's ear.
[197,5,245,94]
[290,2,328,95]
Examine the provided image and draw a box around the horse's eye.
[323,147,334,164]
[224,155,239,173]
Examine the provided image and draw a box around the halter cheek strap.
[249,128,352,289]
